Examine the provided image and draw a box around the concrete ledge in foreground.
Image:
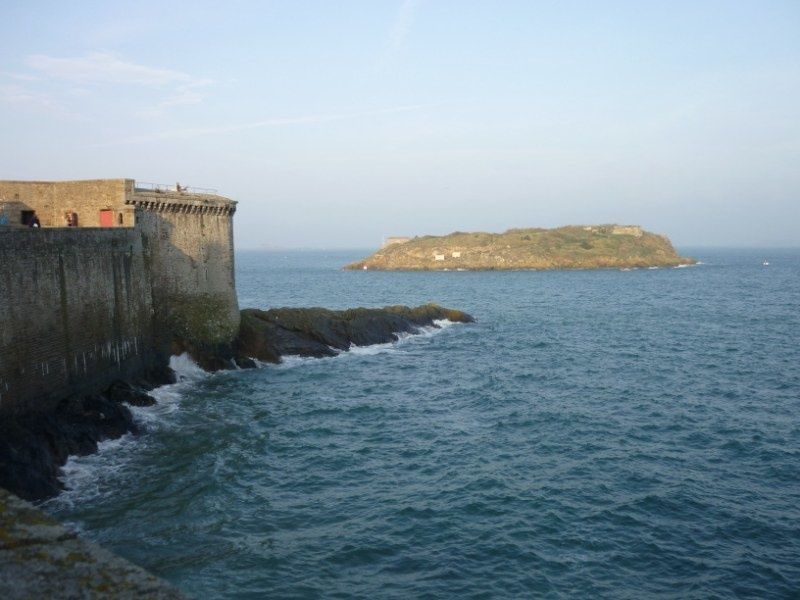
[0,488,185,599]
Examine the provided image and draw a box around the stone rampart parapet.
[0,178,240,414]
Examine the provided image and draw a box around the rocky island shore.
[0,303,473,502]
[346,225,694,271]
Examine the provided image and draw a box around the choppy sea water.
[45,248,800,599]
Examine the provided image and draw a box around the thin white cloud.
[387,0,422,55]
[95,104,437,146]
[0,71,40,82]
[0,83,49,106]
[24,52,211,88]
[136,89,207,119]
[1,52,213,118]
[0,83,77,117]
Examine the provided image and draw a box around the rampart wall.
[0,228,160,415]
[0,180,134,227]
[0,180,240,414]
[131,193,240,350]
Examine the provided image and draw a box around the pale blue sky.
[1,1,798,248]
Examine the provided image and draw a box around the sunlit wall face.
[1,0,798,248]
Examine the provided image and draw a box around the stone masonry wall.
[611,225,643,237]
[0,228,158,415]
[0,180,134,228]
[132,192,240,350]
[0,181,239,414]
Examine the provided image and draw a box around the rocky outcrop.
[180,303,474,368]
[346,225,695,271]
[234,304,474,364]
[0,487,184,599]
[0,303,473,501]
[0,380,162,502]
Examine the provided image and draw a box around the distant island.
[346,225,695,271]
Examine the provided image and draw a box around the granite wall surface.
[0,228,159,415]
[131,192,240,350]
[0,180,240,415]
[0,179,134,228]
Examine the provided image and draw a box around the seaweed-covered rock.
[0,303,474,501]
[0,389,141,501]
[106,381,157,407]
[235,303,474,364]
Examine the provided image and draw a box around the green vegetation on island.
[346,225,694,271]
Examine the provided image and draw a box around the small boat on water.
[763,259,770,266]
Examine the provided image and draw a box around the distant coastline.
[346,225,695,271]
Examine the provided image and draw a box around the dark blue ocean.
[46,249,800,599]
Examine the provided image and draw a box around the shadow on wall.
[0,200,36,228]
[0,228,157,414]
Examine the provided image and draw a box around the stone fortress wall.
[610,225,643,237]
[0,179,239,415]
[0,228,156,414]
[128,190,239,348]
[581,224,644,237]
[0,179,135,227]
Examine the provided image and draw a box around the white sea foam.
[170,352,209,382]
[47,353,209,507]
[127,353,208,422]
[347,342,399,356]
[47,434,140,509]
[272,354,327,369]
[347,319,457,354]
[432,318,456,330]
[254,319,462,366]
[49,323,461,503]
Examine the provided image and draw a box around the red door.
[99,210,113,227]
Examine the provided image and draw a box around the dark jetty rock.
[235,303,474,364]
[0,303,472,501]
[107,380,158,407]
[0,381,158,502]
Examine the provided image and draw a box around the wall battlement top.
[128,190,237,215]
[0,179,131,185]
[0,179,236,222]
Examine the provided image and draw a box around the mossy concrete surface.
[0,488,184,599]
